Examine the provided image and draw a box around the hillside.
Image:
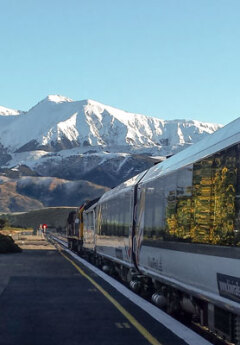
[0,176,109,212]
[6,207,77,231]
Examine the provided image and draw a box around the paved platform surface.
[0,240,189,345]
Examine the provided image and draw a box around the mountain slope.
[0,180,44,212]
[0,176,109,212]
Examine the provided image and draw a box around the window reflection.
[97,192,132,238]
[96,144,240,246]
[142,144,240,246]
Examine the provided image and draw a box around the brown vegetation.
[0,181,43,212]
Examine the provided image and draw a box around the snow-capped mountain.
[0,94,220,155]
[0,95,222,211]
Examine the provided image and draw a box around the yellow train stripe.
[60,250,163,345]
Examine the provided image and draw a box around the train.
[66,117,240,344]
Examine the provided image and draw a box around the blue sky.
[0,0,240,125]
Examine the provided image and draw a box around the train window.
[98,194,131,238]
[163,144,240,246]
[140,179,166,240]
[124,193,132,236]
[139,144,240,246]
[118,194,125,237]
[97,144,240,246]
[111,192,131,237]
[178,169,192,233]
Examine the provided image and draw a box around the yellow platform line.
[60,249,163,345]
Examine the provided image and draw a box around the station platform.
[0,238,210,345]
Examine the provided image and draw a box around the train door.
[132,184,146,269]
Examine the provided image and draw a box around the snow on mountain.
[0,96,223,209]
[0,95,223,189]
[0,106,23,116]
[0,95,221,155]
[0,106,26,136]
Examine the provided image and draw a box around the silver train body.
[81,118,240,343]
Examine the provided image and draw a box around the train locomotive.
[67,117,240,344]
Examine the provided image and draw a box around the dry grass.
[7,207,76,230]
[0,227,55,251]
[15,234,56,250]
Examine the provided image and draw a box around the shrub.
[0,234,22,253]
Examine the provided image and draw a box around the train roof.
[84,197,100,211]
[98,170,147,203]
[142,116,240,183]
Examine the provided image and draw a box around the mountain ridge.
[0,95,222,211]
[0,95,221,154]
